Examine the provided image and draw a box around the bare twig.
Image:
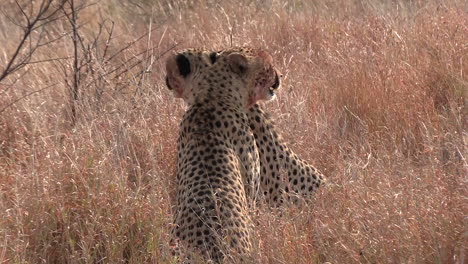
[0,83,57,114]
[64,0,81,125]
[0,69,30,95]
[31,2,96,31]
[104,23,164,64]
[102,21,115,59]
[0,0,67,83]
[79,19,173,91]
[27,56,72,65]
[83,43,178,90]
[135,15,154,91]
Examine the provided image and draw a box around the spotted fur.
[166,47,280,262]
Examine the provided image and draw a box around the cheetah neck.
[182,100,249,136]
[185,69,250,110]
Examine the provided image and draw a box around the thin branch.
[83,43,178,90]
[102,21,115,59]
[37,24,84,47]
[14,0,31,27]
[105,23,165,64]
[61,1,87,53]
[0,0,67,83]
[0,24,32,82]
[91,19,105,55]
[70,0,80,101]
[0,83,57,114]
[0,69,30,95]
[27,56,72,64]
[61,0,81,126]
[0,10,24,28]
[31,2,95,31]
[113,44,177,80]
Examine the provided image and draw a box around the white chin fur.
[265,93,276,101]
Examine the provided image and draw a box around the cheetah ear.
[175,54,191,77]
[227,53,248,76]
[209,52,219,64]
[165,53,191,98]
[256,49,273,65]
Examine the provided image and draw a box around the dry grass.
[0,0,467,263]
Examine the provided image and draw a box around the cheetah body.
[217,48,326,206]
[166,48,280,262]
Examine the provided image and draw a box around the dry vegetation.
[0,0,467,263]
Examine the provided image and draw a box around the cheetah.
[217,47,325,206]
[168,46,325,208]
[247,104,325,206]
[165,47,281,262]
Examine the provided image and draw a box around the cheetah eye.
[176,54,191,77]
[209,52,219,64]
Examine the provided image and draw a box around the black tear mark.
[165,76,172,90]
[272,72,280,89]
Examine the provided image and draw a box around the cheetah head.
[165,47,281,108]
[219,47,282,108]
[165,48,214,102]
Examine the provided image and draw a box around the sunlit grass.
[0,0,466,263]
